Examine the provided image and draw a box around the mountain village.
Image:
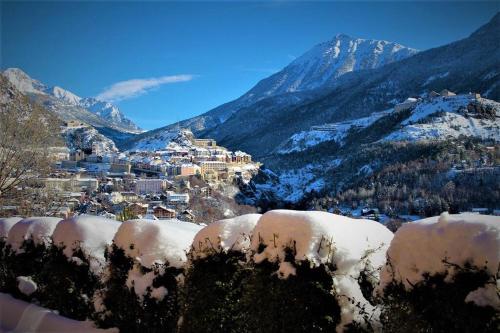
[3,124,259,222]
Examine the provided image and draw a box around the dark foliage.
[0,239,50,302]
[36,246,101,320]
[97,244,182,333]
[379,261,500,333]
[180,251,250,333]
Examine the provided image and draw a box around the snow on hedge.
[0,292,117,333]
[0,217,23,239]
[191,214,261,259]
[378,212,500,309]
[114,219,202,269]
[249,210,393,330]
[113,219,202,299]
[6,217,62,252]
[52,215,120,272]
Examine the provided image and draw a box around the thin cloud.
[96,74,195,102]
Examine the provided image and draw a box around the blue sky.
[1,1,498,130]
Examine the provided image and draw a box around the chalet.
[128,203,148,216]
[153,206,176,219]
[394,98,418,112]
[180,209,195,222]
[121,191,139,202]
[440,89,456,97]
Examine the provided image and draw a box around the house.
[153,206,176,219]
[394,98,418,112]
[127,203,148,216]
[429,91,440,98]
[440,89,456,97]
[165,191,190,204]
[362,208,380,216]
[70,149,86,162]
[180,209,195,221]
[199,161,227,173]
[193,138,216,147]
[470,208,490,215]
[121,192,139,202]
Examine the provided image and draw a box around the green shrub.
[0,239,50,302]
[36,245,102,321]
[379,261,499,332]
[237,257,341,333]
[97,244,182,333]
[180,251,250,333]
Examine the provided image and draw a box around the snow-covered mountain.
[151,35,418,134]
[245,34,417,98]
[199,13,500,161]
[2,68,141,133]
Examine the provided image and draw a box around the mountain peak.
[2,67,47,95]
[50,86,82,105]
[252,34,418,96]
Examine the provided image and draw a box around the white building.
[165,191,190,204]
[135,179,166,194]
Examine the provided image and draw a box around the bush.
[35,245,102,321]
[0,239,50,302]
[237,256,341,333]
[97,244,182,333]
[180,251,250,333]
[379,261,499,332]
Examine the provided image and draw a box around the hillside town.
[1,128,259,223]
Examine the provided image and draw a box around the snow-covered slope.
[279,94,500,154]
[128,128,195,152]
[383,95,500,142]
[277,110,392,154]
[2,68,141,133]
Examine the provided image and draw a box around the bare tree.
[0,77,60,204]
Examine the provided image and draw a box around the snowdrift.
[0,292,116,333]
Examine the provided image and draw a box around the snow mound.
[17,276,37,296]
[6,217,62,252]
[0,217,23,238]
[378,212,500,309]
[0,292,117,332]
[114,219,202,268]
[52,215,120,272]
[250,210,393,330]
[191,214,261,258]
